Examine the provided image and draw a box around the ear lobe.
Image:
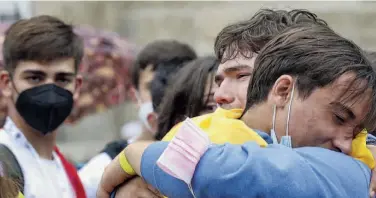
[147,112,158,134]
[0,71,12,97]
[271,75,294,107]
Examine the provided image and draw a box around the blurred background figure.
[79,39,196,197]
[128,39,197,140]
[120,120,143,143]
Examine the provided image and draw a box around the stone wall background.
[31,1,376,162]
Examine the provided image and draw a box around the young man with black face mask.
[0,16,86,198]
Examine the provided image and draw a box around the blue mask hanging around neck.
[270,82,295,148]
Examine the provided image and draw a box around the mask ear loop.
[8,74,21,98]
[272,104,276,132]
[7,73,18,93]
[285,81,296,138]
[270,104,279,144]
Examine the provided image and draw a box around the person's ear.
[270,75,294,108]
[0,70,12,98]
[73,74,83,101]
[147,112,158,135]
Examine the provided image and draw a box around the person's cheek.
[238,82,249,108]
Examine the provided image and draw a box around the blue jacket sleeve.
[141,141,371,198]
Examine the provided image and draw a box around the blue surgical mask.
[270,82,295,148]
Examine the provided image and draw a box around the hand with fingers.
[114,177,163,198]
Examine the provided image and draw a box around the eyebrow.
[22,70,46,76]
[223,65,252,73]
[55,72,75,78]
[22,70,75,77]
[215,64,252,83]
[330,102,356,120]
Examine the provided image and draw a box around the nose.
[214,85,235,106]
[332,137,352,155]
[45,78,54,84]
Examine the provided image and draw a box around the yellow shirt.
[163,107,375,169]
[18,192,24,198]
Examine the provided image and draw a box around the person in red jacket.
[0,15,86,198]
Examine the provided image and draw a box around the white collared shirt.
[0,117,75,198]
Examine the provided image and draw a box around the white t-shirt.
[79,153,112,198]
[0,117,75,198]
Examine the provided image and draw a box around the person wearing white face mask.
[79,40,196,198]
[126,40,197,140]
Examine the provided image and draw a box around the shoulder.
[162,113,215,141]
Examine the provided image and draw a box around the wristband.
[119,151,136,175]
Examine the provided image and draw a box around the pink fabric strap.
[157,118,210,184]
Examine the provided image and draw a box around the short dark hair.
[131,40,197,89]
[244,24,376,131]
[156,56,219,140]
[2,15,83,73]
[214,9,328,62]
[150,59,191,111]
[366,51,376,71]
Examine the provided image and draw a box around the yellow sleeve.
[119,121,184,175]
[161,112,214,141]
[18,192,24,198]
[161,109,268,146]
[351,130,375,169]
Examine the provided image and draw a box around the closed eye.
[236,73,251,80]
[334,114,345,125]
[214,75,223,86]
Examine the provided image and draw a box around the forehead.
[14,58,75,75]
[314,73,371,122]
[217,54,257,74]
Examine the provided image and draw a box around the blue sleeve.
[141,142,371,198]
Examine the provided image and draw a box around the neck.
[136,127,156,141]
[241,105,272,134]
[9,108,56,160]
